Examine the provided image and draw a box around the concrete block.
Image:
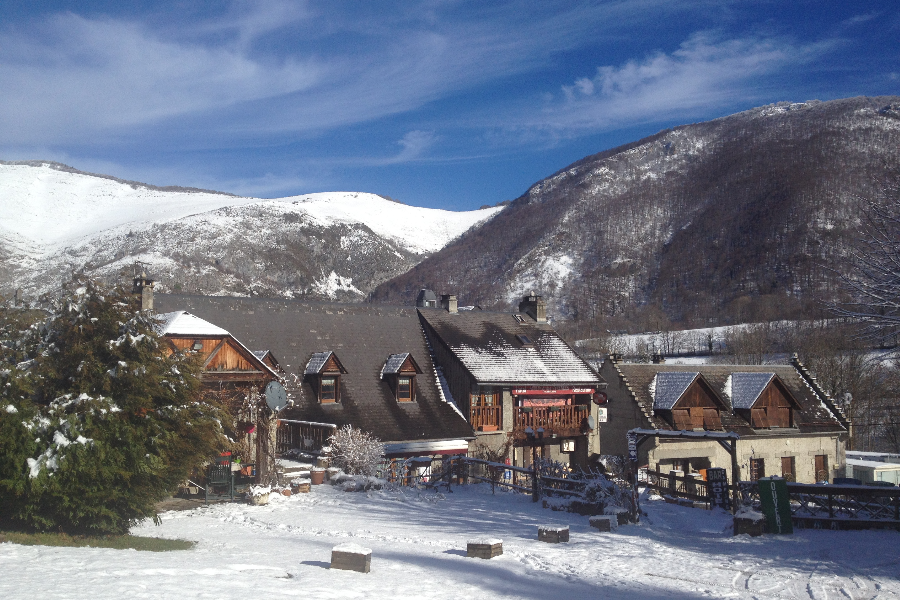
[467,539,503,559]
[538,525,570,543]
[331,543,372,573]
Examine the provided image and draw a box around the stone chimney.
[518,291,547,323]
[132,272,154,311]
[440,294,458,314]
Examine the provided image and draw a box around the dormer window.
[382,353,423,403]
[729,373,799,429]
[320,376,338,403]
[397,377,414,402]
[305,351,348,404]
[651,371,726,431]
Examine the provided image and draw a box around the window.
[320,376,338,403]
[513,314,525,323]
[516,334,533,347]
[749,458,765,482]
[397,376,414,402]
[814,455,829,482]
[781,456,795,482]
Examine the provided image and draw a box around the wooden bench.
[331,543,372,573]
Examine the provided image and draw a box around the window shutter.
[751,408,769,428]
[689,407,705,430]
[673,410,692,430]
[703,408,723,430]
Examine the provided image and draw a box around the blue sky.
[1,1,898,210]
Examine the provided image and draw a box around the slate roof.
[305,351,343,375]
[382,353,411,377]
[418,308,601,386]
[729,372,776,409]
[651,372,699,410]
[610,362,845,435]
[154,294,474,443]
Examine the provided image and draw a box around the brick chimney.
[132,272,154,311]
[518,291,547,323]
[440,293,458,314]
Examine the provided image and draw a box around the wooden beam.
[202,339,226,369]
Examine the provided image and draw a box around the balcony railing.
[470,406,502,431]
[514,405,588,438]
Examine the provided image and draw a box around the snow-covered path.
[2,485,898,599]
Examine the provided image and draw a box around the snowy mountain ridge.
[0,162,503,301]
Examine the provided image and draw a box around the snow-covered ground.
[2,484,898,599]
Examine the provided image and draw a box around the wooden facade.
[741,377,798,429]
[668,377,725,431]
[166,336,274,383]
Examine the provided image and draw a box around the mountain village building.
[417,291,606,470]
[154,309,281,480]
[151,288,605,469]
[598,355,849,483]
[153,294,475,460]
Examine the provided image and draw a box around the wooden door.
[814,455,829,482]
[781,456,795,481]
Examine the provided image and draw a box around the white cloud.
[0,11,323,144]
[537,32,829,133]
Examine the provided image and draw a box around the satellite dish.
[265,380,287,412]
[587,415,596,430]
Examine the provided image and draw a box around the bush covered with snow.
[0,278,228,534]
[328,471,388,492]
[326,425,384,476]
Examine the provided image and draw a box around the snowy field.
[2,484,899,599]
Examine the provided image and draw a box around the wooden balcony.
[513,405,588,439]
[470,406,502,432]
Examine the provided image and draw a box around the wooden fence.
[643,466,715,506]
[740,481,900,529]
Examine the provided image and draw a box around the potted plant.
[310,467,326,485]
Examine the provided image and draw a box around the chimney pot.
[440,293,458,314]
[518,292,547,323]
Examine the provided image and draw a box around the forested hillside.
[372,96,900,334]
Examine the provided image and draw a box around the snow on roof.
[420,309,599,384]
[305,351,333,375]
[651,372,698,410]
[381,353,410,378]
[847,458,900,470]
[155,311,229,336]
[730,372,775,409]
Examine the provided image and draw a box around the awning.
[383,439,471,458]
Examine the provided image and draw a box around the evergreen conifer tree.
[0,279,228,534]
